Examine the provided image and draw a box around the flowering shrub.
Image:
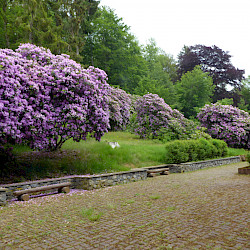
[197,103,250,149]
[0,43,110,151]
[108,87,131,131]
[133,93,208,140]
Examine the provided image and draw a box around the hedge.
[165,139,228,164]
[246,152,250,164]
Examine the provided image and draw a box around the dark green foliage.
[0,145,18,178]
[246,152,250,164]
[0,0,99,61]
[176,65,214,118]
[165,139,228,164]
[82,7,147,92]
[178,45,245,103]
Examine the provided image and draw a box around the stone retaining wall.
[0,156,242,206]
[0,169,147,203]
[73,169,147,190]
[168,156,241,173]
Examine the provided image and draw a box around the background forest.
[1,0,249,118]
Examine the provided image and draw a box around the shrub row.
[246,152,250,164]
[165,139,228,164]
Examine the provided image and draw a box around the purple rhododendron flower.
[197,103,250,149]
[108,87,131,131]
[0,44,111,151]
[133,93,204,140]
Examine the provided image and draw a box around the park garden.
[0,1,250,183]
[1,2,250,249]
[0,43,249,184]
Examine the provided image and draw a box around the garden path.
[0,162,249,249]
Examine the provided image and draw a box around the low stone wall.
[0,169,147,204]
[73,169,147,190]
[0,156,242,206]
[168,156,241,173]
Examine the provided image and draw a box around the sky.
[100,0,250,77]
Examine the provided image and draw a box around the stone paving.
[0,162,249,249]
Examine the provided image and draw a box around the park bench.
[146,168,169,177]
[13,182,71,201]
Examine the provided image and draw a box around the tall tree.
[176,65,214,118]
[0,0,10,47]
[60,0,99,61]
[135,39,178,107]
[238,76,250,112]
[82,6,147,92]
[0,0,23,49]
[178,45,245,102]
[0,0,63,51]
[0,0,99,60]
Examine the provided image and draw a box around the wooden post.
[19,194,30,201]
[59,186,70,193]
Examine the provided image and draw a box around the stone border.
[0,169,147,202]
[73,168,147,190]
[0,156,242,205]
[167,156,241,173]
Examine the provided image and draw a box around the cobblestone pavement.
[0,162,249,249]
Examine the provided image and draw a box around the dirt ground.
[0,162,249,249]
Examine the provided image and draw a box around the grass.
[227,147,248,157]
[1,131,249,183]
[166,206,176,212]
[1,132,167,183]
[149,195,161,200]
[81,207,103,222]
[62,131,166,170]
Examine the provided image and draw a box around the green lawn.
[3,131,248,183]
[61,131,167,173]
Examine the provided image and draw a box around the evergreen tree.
[135,39,178,107]
[82,6,147,92]
[60,0,99,61]
[0,0,23,49]
[0,0,99,60]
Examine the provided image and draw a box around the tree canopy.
[178,45,245,102]
[176,65,214,118]
[0,0,99,61]
[82,7,147,93]
[0,2,248,122]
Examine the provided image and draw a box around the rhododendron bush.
[0,44,110,151]
[133,93,209,140]
[197,103,250,149]
[108,87,131,131]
